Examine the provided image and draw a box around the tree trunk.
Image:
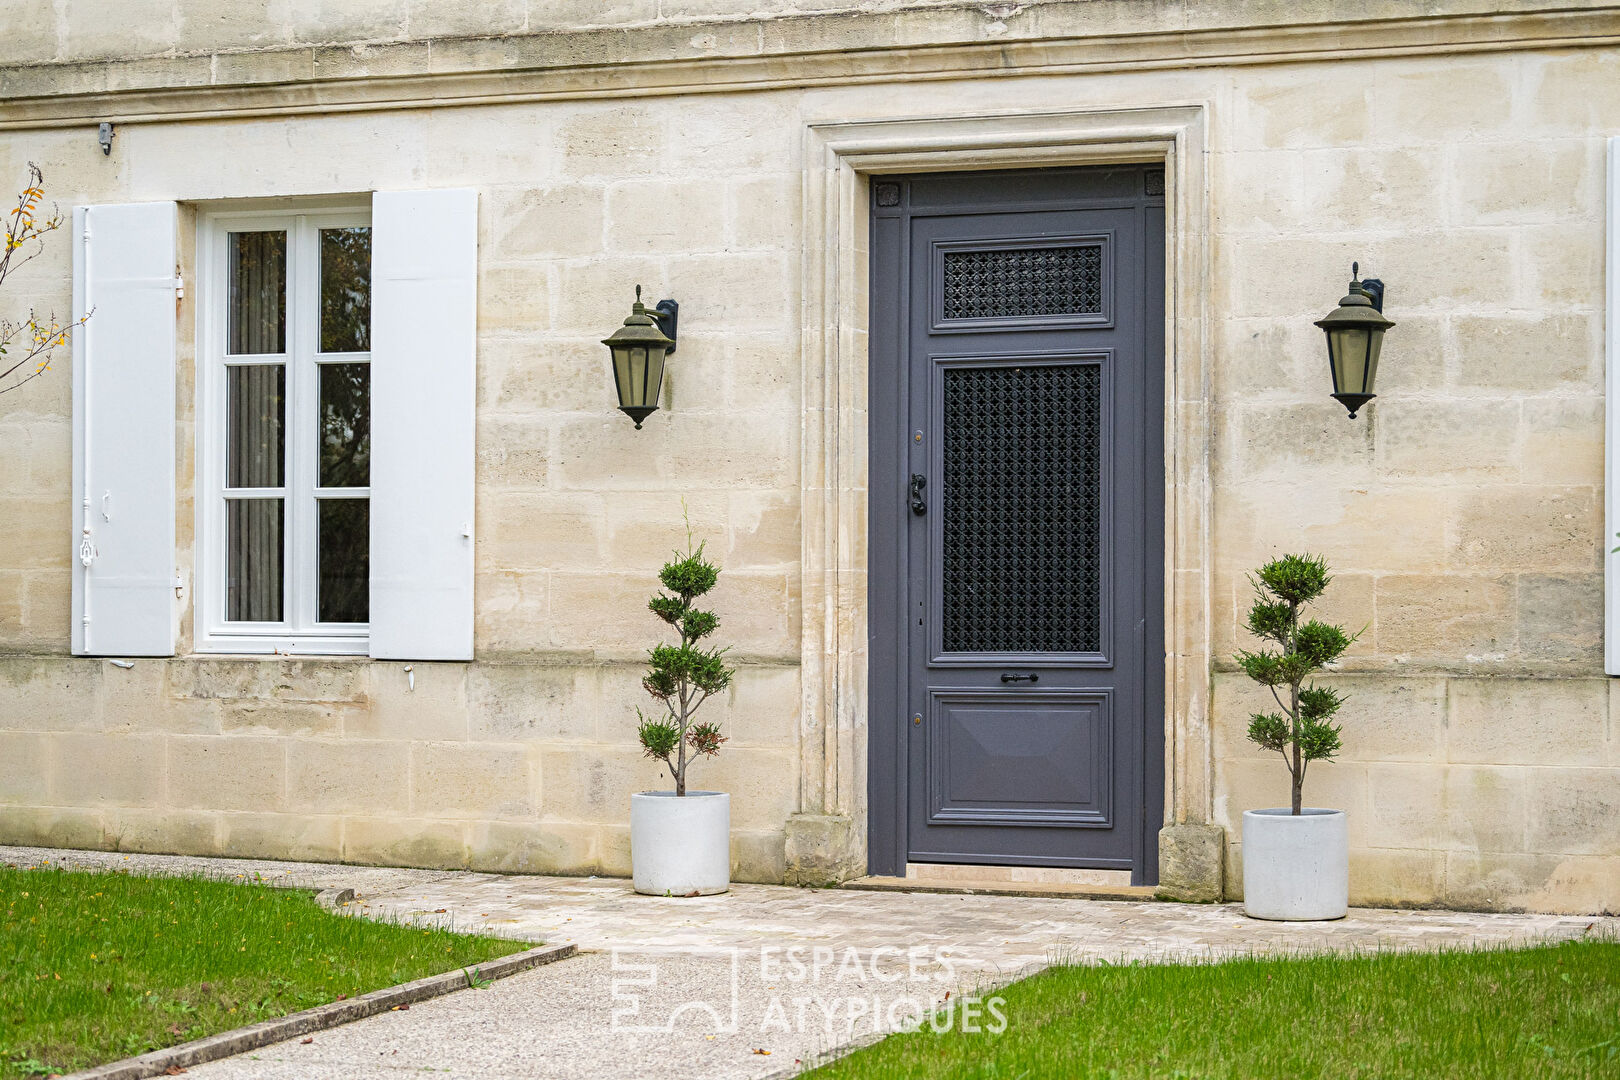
[1289,601,1302,815]
[675,725,687,797]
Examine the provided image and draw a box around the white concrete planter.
[630,790,730,896]
[1242,808,1348,921]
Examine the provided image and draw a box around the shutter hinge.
[174,267,184,300]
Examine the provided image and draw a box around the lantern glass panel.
[1330,327,1371,395]
[629,345,649,405]
[1363,331,1383,393]
[612,347,630,406]
[644,348,665,408]
[613,344,649,408]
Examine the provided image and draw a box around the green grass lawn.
[0,863,529,1080]
[811,938,1620,1080]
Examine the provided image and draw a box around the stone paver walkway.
[8,846,1610,1079]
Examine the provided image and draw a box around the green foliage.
[634,515,736,796]
[1235,649,1285,686]
[1296,620,1351,666]
[658,547,720,599]
[807,939,1620,1080]
[1298,685,1344,722]
[1298,718,1343,763]
[1237,553,1359,813]
[1244,600,1292,644]
[648,595,684,625]
[1255,552,1331,605]
[0,865,524,1080]
[680,609,718,641]
[1247,712,1290,753]
[636,710,680,759]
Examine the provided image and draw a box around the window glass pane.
[228,231,286,355]
[227,499,284,622]
[320,227,371,353]
[319,363,370,487]
[319,499,369,623]
[227,364,285,488]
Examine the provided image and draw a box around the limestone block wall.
[1202,49,1618,914]
[0,86,810,883]
[0,656,797,879]
[0,1,1616,911]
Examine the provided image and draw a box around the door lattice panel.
[941,245,1103,320]
[941,363,1101,653]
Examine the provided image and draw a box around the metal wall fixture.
[97,122,115,155]
[1315,262,1392,419]
[603,286,678,429]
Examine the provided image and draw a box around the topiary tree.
[636,524,734,797]
[1236,554,1356,815]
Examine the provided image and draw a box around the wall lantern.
[1315,262,1392,419]
[603,286,678,429]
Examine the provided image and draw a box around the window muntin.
[202,209,371,654]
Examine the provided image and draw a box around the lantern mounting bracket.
[1359,277,1385,313]
[650,299,678,354]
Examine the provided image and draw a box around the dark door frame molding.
[786,105,1216,896]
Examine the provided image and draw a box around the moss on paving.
[810,938,1620,1080]
[0,864,528,1079]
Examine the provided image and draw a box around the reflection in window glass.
[320,227,371,353]
[319,499,369,623]
[318,363,370,487]
[227,364,285,488]
[228,231,286,354]
[227,498,283,622]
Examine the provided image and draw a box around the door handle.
[1000,672,1039,683]
[909,473,927,515]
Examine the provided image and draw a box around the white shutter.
[1607,137,1620,674]
[71,202,179,657]
[369,189,477,660]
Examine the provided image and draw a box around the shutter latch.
[78,495,98,568]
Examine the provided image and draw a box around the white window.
[75,190,475,661]
[197,207,373,654]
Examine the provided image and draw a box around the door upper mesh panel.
[941,245,1103,320]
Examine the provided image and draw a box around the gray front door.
[867,166,1165,882]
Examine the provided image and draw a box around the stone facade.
[0,1,1617,913]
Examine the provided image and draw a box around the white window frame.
[196,205,372,655]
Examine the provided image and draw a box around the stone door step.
[845,875,1158,902]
